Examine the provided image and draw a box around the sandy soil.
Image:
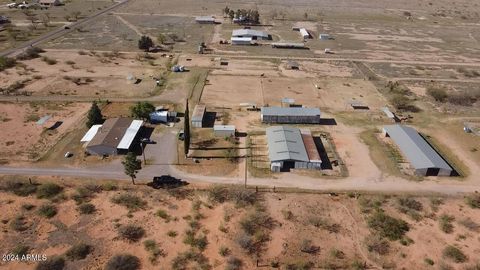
[0,102,89,162]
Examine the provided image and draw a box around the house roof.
[87,118,137,149]
[301,129,321,162]
[381,107,395,118]
[232,29,268,38]
[117,120,143,150]
[261,107,321,117]
[192,104,206,122]
[39,0,59,4]
[214,125,235,131]
[81,125,102,142]
[231,37,253,42]
[299,28,310,37]
[383,125,451,171]
[266,126,309,162]
[195,16,215,22]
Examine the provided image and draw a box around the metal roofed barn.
[299,28,311,39]
[231,37,254,45]
[213,125,236,137]
[261,107,321,124]
[195,16,216,24]
[266,126,321,172]
[383,125,453,176]
[232,29,270,40]
[271,42,306,49]
[81,125,102,143]
[192,104,206,128]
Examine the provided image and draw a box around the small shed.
[299,28,311,39]
[214,125,235,137]
[39,0,61,6]
[319,34,330,40]
[195,16,216,24]
[149,111,168,123]
[381,107,396,121]
[231,37,253,45]
[271,42,305,49]
[348,100,369,110]
[281,98,296,107]
[192,104,206,128]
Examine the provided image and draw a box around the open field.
[1,179,480,269]
[0,102,88,162]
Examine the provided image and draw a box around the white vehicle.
[6,2,17,8]
[17,3,29,9]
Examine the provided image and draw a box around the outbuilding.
[192,104,206,128]
[195,16,216,24]
[319,34,330,40]
[266,126,321,172]
[261,107,321,124]
[299,28,311,39]
[231,37,253,45]
[382,125,453,176]
[232,29,270,40]
[271,42,306,49]
[83,118,143,156]
[213,125,235,137]
[39,0,61,6]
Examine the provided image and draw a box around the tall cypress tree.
[184,99,190,157]
[86,102,103,128]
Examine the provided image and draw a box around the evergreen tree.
[138,35,153,52]
[130,102,155,120]
[122,152,141,185]
[86,102,103,128]
[184,99,190,157]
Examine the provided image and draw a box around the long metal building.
[261,107,321,124]
[266,126,322,172]
[192,104,206,128]
[232,29,270,40]
[382,125,453,176]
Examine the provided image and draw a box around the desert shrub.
[365,235,390,255]
[143,239,165,263]
[183,230,208,251]
[465,194,480,208]
[464,263,480,270]
[240,210,274,235]
[10,215,28,231]
[329,248,345,259]
[219,246,230,256]
[429,197,444,212]
[367,211,409,240]
[442,245,467,263]
[35,256,65,270]
[299,239,319,254]
[111,194,146,211]
[457,68,480,78]
[16,47,44,60]
[78,203,96,214]
[118,224,145,242]
[41,56,57,65]
[171,249,210,270]
[105,254,140,270]
[225,256,242,270]
[37,204,57,218]
[427,86,448,102]
[71,187,96,204]
[458,217,480,232]
[358,196,384,213]
[397,197,422,211]
[207,185,258,207]
[65,60,75,65]
[65,243,91,261]
[285,261,314,270]
[156,209,171,221]
[21,203,35,211]
[307,216,341,233]
[78,50,87,55]
[36,183,63,199]
[424,258,435,265]
[447,92,478,106]
[439,214,455,233]
[167,230,177,237]
[2,180,37,196]
[351,260,367,270]
[0,56,16,71]
[399,236,414,246]
[12,245,30,256]
[281,209,294,220]
[102,182,118,191]
[390,95,419,112]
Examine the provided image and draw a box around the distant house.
[286,61,299,70]
[231,37,254,45]
[213,125,235,137]
[271,42,306,49]
[319,34,331,40]
[261,107,321,124]
[382,125,453,176]
[195,16,216,24]
[299,28,311,39]
[82,118,143,156]
[192,104,206,128]
[267,126,321,172]
[232,29,270,40]
[39,0,61,6]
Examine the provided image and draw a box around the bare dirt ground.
[0,102,88,163]
[1,179,480,270]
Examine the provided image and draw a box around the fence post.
[255,186,258,193]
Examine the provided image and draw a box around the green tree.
[86,102,103,128]
[138,35,153,52]
[130,102,155,120]
[184,99,190,157]
[122,152,141,185]
[157,33,166,45]
[224,6,230,15]
[228,10,235,20]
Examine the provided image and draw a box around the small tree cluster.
[228,8,260,24]
[86,102,103,128]
[130,101,155,120]
[138,35,154,52]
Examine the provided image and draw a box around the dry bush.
[117,224,145,242]
[299,239,320,254]
[35,256,65,270]
[37,204,57,218]
[10,215,28,232]
[442,245,467,263]
[78,203,96,214]
[225,256,242,270]
[36,183,63,199]
[465,194,480,209]
[458,217,480,232]
[65,243,92,261]
[367,211,409,240]
[111,193,147,211]
[105,254,140,270]
[439,214,455,233]
[1,180,37,196]
[365,235,390,255]
[427,86,448,102]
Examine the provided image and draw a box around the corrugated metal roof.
[301,130,321,162]
[117,120,143,150]
[266,126,309,162]
[36,115,51,125]
[232,29,268,38]
[281,98,296,104]
[272,42,305,48]
[261,107,321,117]
[381,107,395,118]
[231,37,253,42]
[192,105,206,122]
[299,28,310,37]
[214,125,235,131]
[81,125,102,142]
[195,16,215,21]
[87,118,133,149]
[383,125,451,171]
